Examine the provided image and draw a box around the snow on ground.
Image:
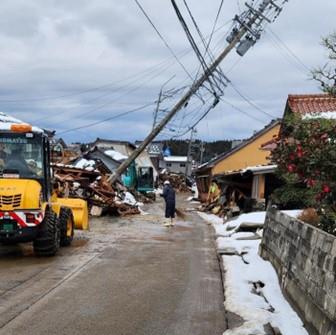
[198,211,265,237]
[226,212,266,230]
[191,183,199,199]
[122,192,139,206]
[217,238,259,255]
[199,210,302,238]
[199,210,308,335]
[222,248,308,335]
[198,211,223,225]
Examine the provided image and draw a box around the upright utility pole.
[109,0,288,183]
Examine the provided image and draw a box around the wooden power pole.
[109,0,288,183]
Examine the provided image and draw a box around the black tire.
[59,208,74,247]
[33,209,60,257]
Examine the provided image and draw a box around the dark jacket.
[161,185,176,218]
[161,185,175,203]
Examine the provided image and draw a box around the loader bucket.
[56,198,89,230]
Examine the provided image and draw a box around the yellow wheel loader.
[0,123,89,256]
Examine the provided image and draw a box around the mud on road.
[0,196,226,335]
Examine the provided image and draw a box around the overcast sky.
[0,0,335,143]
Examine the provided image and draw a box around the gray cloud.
[0,0,334,143]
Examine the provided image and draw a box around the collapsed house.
[90,138,158,180]
[195,120,281,215]
[50,137,195,216]
[49,138,161,217]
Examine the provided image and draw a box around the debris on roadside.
[158,171,191,192]
[50,138,198,218]
[52,163,143,217]
[197,181,262,219]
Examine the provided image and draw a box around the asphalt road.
[0,196,226,335]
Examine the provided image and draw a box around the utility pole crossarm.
[108,30,244,184]
[109,0,288,184]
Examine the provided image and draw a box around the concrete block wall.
[259,208,336,335]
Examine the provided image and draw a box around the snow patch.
[198,210,308,335]
[226,212,266,230]
[75,158,96,169]
[163,156,187,162]
[105,150,128,161]
[0,112,43,133]
[222,245,308,335]
[197,212,223,225]
[191,183,199,199]
[302,111,336,120]
[122,192,138,206]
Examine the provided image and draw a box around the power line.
[229,82,275,119]
[172,93,268,139]
[264,31,307,76]
[0,2,231,113]
[180,0,229,92]
[221,97,266,123]
[57,102,155,135]
[2,16,234,106]
[39,62,177,127]
[0,56,177,104]
[133,0,194,81]
[171,0,222,95]
[170,96,220,138]
[267,27,310,72]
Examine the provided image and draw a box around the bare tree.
[312,32,336,96]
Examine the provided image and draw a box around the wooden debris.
[159,172,190,192]
[52,164,143,218]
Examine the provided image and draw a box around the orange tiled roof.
[288,94,336,114]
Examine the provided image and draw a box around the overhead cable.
[57,102,155,135]
[134,0,194,81]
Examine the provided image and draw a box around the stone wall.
[259,207,336,335]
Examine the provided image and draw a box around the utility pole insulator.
[108,0,288,184]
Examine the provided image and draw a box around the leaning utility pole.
[110,0,288,183]
[152,76,175,130]
[200,141,205,165]
[185,127,196,177]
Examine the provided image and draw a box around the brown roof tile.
[288,94,336,114]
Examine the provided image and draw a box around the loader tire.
[33,210,60,257]
[60,207,74,247]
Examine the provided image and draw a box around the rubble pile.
[199,182,263,219]
[52,164,141,217]
[159,172,190,192]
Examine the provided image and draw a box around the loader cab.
[0,128,52,201]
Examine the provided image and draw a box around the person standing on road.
[161,180,176,227]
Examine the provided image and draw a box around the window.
[166,163,172,167]
[0,134,44,179]
[180,163,186,167]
